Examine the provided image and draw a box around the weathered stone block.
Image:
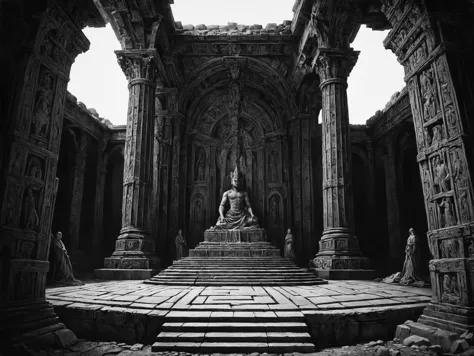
[395,324,411,341]
[53,329,78,348]
[402,335,431,347]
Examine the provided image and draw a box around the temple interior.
[2,0,474,354]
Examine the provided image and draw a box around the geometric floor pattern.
[47,280,432,312]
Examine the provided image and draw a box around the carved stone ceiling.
[174,37,298,141]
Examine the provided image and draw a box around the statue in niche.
[49,231,83,286]
[24,187,39,230]
[195,149,206,181]
[29,161,42,180]
[284,228,296,262]
[423,168,431,201]
[270,195,279,224]
[434,155,450,193]
[453,151,465,189]
[432,125,442,144]
[460,190,471,221]
[383,228,427,287]
[269,151,279,183]
[421,68,437,121]
[33,70,54,137]
[211,165,259,230]
[193,199,203,224]
[175,229,187,260]
[441,274,460,304]
[423,128,432,146]
[439,197,455,227]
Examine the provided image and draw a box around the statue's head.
[409,228,415,235]
[230,165,243,188]
[56,231,63,240]
[178,229,182,235]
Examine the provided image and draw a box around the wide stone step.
[161,272,307,275]
[152,341,316,353]
[156,331,312,343]
[146,280,322,286]
[161,322,309,332]
[163,311,304,323]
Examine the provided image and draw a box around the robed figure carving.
[212,165,259,230]
[49,231,83,286]
[382,228,427,287]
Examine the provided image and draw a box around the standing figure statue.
[382,228,427,287]
[175,229,187,260]
[212,165,259,230]
[399,228,424,285]
[284,228,296,262]
[49,231,83,286]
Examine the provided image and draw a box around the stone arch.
[180,56,298,135]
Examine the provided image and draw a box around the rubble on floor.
[9,337,474,356]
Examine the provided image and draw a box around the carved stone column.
[312,49,375,279]
[381,0,474,343]
[0,0,102,349]
[95,49,160,279]
[92,137,109,265]
[68,131,88,259]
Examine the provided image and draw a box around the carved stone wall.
[0,0,105,348]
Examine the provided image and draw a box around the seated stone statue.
[212,166,259,230]
[49,231,83,286]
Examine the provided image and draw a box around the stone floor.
[46,280,432,311]
[45,279,433,353]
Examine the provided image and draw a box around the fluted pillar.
[96,49,160,279]
[312,49,375,279]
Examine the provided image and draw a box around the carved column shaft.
[382,0,474,334]
[312,49,374,278]
[69,132,88,254]
[101,49,160,271]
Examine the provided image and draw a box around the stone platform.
[204,228,266,243]
[46,280,432,353]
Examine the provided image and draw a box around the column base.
[311,256,376,280]
[102,255,161,270]
[94,268,159,280]
[0,300,78,351]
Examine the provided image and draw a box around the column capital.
[314,48,359,88]
[115,49,160,85]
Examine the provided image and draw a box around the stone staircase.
[146,242,326,286]
[152,311,316,353]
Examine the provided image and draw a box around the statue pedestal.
[189,228,278,258]
[204,228,267,243]
[94,230,160,280]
